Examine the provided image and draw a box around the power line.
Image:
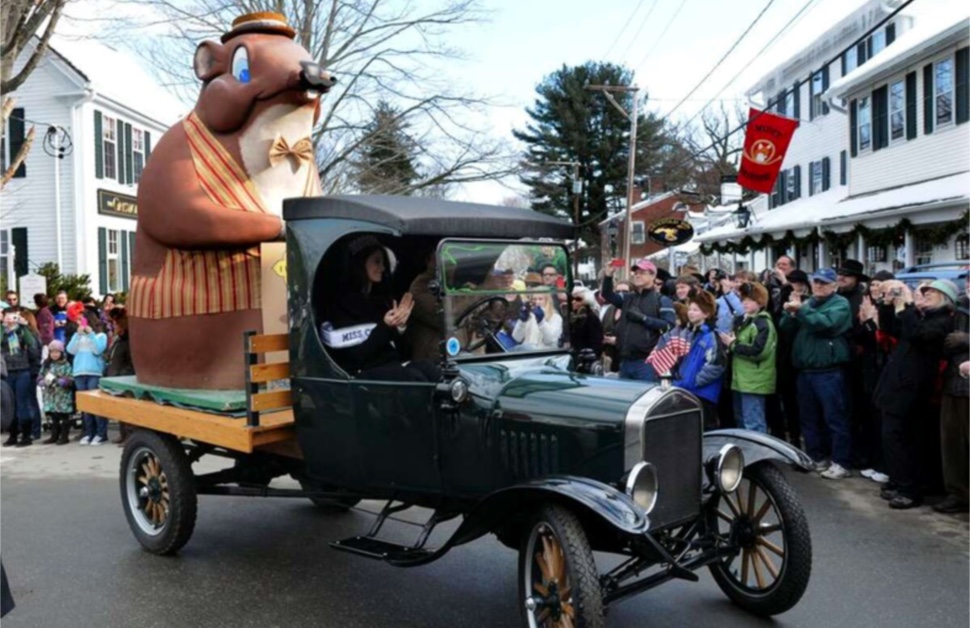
[672,0,919,174]
[619,0,662,61]
[680,0,819,129]
[664,0,778,120]
[634,0,691,73]
[602,0,648,59]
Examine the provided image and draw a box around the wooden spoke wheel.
[708,462,812,616]
[120,429,197,555]
[519,505,604,628]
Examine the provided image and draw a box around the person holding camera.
[512,290,562,350]
[602,259,676,381]
[874,279,957,509]
[67,313,109,445]
[935,276,969,514]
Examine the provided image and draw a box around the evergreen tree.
[514,62,685,247]
[352,100,420,195]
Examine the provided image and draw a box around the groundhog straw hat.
[222,12,296,42]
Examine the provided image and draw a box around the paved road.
[1,437,967,628]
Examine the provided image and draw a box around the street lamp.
[733,202,751,229]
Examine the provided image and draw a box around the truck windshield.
[437,240,571,358]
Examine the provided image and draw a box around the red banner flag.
[736,108,799,194]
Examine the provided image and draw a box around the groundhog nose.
[299,60,336,95]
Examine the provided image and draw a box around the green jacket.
[731,311,777,394]
[779,294,852,371]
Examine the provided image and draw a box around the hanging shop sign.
[97,189,138,219]
[647,218,694,246]
[737,108,799,194]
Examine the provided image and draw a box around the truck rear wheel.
[120,429,197,555]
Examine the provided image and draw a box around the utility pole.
[546,160,582,280]
[586,83,639,276]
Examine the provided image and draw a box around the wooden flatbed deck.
[77,390,297,454]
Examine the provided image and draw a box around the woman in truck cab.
[321,235,439,382]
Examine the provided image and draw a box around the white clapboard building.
[1,35,184,297]
[696,0,969,275]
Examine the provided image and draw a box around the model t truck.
[79,195,814,627]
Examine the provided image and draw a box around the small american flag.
[646,329,691,376]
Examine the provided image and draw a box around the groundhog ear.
[193,41,227,81]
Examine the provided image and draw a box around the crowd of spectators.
[0,290,133,448]
[593,256,969,514]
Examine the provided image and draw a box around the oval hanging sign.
[647,218,694,246]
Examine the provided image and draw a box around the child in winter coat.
[673,291,726,430]
[38,340,74,444]
[67,313,108,445]
[719,282,777,433]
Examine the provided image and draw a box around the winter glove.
[534,306,545,325]
[944,331,970,352]
[518,304,532,322]
[625,309,646,324]
[57,377,72,388]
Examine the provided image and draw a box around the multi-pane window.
[867,245,886,263]
[785,90,795,117]
[915,240,933,265]
[935,58,954,126]
[812,71,825,118]
[631,222,645,245]
[132,129,144,183]
[871,30,886,57]
[858,96,872,151]
[103,115,117,180]
[844,46,858,75]
[956,234,970,261]
[107,229,120,291]
[810,161,823,195]
[889,80,905,141]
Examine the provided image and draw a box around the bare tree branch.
[1,0,68,93]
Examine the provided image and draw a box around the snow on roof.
[828,13,970,98]
[645,238,701,261]
[697,172,969,243]
[47,34,187,126]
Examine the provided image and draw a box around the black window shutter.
[793,82,801,119]
[822,157,831,191]
[809,76,816,120]
[867,37,873,60]
[98,228,108,295]
[905,71,918,139]
[858,42,868,65]
[116,118,125,181]
[777,90,787,116]
[8,108,26,178]
[809,163,816,197]
[793,165,802,199]
[873,85,888,151]
[841,54,847,77]
[128,231,136,265]
[886,23,896,46]
[11,228,27,277]
[144,131,152,160]
[822,66,830,114]
[956,46,969,125]
[840,150,847,186]
[94,111,103,179]
[850,99,859,157]
[924,63,934,134]
[124,123,133,185]
[121,230,130,292]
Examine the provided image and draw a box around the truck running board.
[330,536,436,563]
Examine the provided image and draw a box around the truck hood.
[459,356,654,426]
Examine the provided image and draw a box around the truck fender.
[391,476,648,567]
[703,429,814,474]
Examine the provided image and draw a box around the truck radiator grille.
[499,429,560,480]
[641,409,703,529]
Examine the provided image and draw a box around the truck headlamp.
[625,461,659,514]
[710,444,744,494]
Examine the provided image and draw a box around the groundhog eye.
[231,47,250,84]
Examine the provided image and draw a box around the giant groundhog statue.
[129,12,333,389]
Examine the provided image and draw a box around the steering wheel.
[453,296,513,353]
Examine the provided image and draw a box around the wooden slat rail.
[244,331,293,427]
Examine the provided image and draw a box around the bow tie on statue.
[268,135,314,168]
